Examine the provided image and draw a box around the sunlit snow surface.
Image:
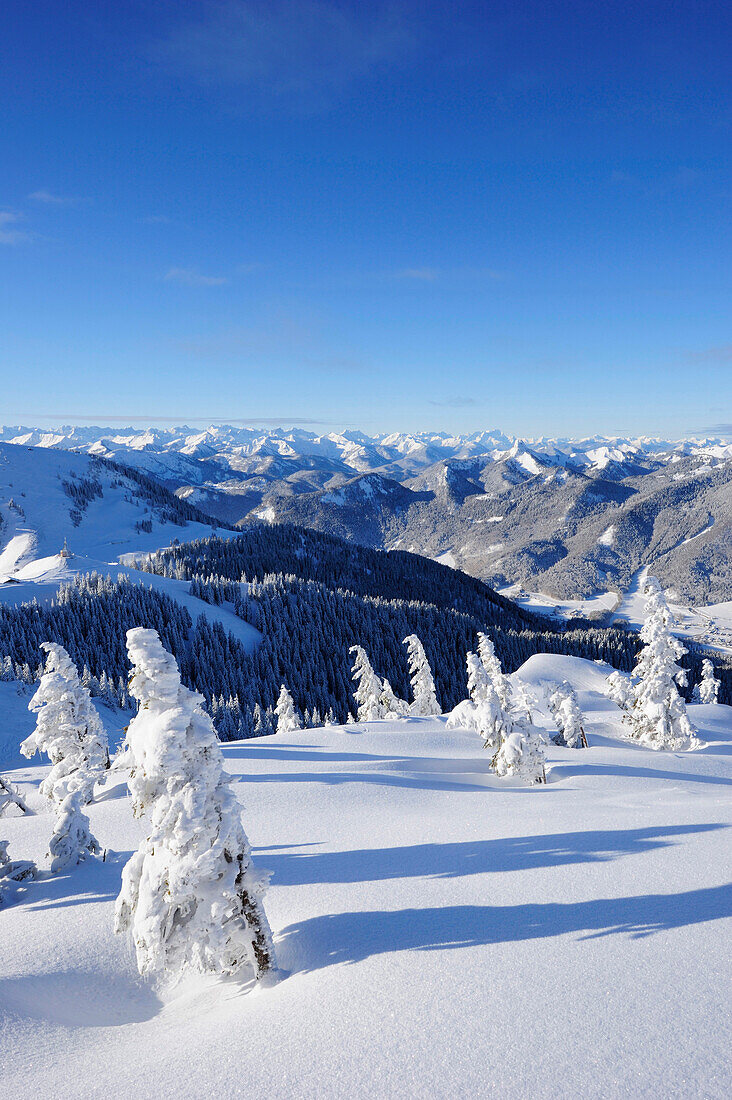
[1,654,730,1099]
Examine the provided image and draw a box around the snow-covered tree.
[48,790,100,873]
[512,679,539,725]
[447,651,506,752]
[477,632,512,709]
[274,684,302,733]
[692,658,720,705]
[350,645,385,722]
[0,774,32,817]
[492,717,547,783]
[623,578,699,751]
[21,642,109,805]
[606,669,631,712]
[474,685,506,753]
[403,634,440,716]
[115,628,276,981]
[379,678,409,718]
[0,840,36,906]
[548,681,588,748]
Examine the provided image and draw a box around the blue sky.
[1,0,730,438]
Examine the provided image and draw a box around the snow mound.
[515,652,615,695]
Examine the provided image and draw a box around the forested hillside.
[2,524,729,742]
[132,526,732,728]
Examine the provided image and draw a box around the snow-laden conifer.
[0,774,32,816]
[692,658,720,704]
[20,642,109,805]
[275,684,302,733]
[492,716,548,783]
[0,840,36,906]
[548,681,588,748]
[477,632,512,709]
[623,578,699,750]
[115,628,276,981]
[606,669,631,712]
[446,651,506,752]
[48,790,100,873]
[379,678,409,718]
[403,634,440,716]
[350,645,385,721]
[513,679,539,725]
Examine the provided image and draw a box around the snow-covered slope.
[0,443,218,578]
[2,655,730,1099]
[4,424,732,604]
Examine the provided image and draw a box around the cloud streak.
[429,396,484,408]
[686,345,732,365]
[155,0,416,107]
[389,266,507,283]
[700,423,732,438]
[393,267,440,282]
[0,211,30,245]
[163,267,228,287]
[15,414,338,427]
[28,189,81,205]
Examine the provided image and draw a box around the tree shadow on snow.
[278,883,732,974]
[257,823,726,887]
[549,762,732,787]
[237,763,520,794]
[19,850,128,912]
[0,968,161,1027]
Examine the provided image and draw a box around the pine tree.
[548,681,588,748]
[606,670,632,712]
[379,678,409,718]
[403,634,440,716]
[692,658,720,704]
[492,716,548,783]
[623,578,699,751]
[350,645,385,721]
[115,628,276,980]
[477,632,512,709]
[48,790,100,873]
[447,651,506,752]
[275,685,302,733]
[0,840,36,907]
[21,642,109,805]
[0,774,32,816]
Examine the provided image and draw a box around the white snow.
[434,550,457,568]
[0,443,217,572]
[499,584,620,620]
[1,653,730,1098]
[597,524,617,547]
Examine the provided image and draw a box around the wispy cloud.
[154,0,416,108]
[429,396,484,408]
[142,214,172,225]
[173,315,368,373]
[163,267,228,287]
[700,422,732,438]
[176,318,310,358]
[17,414,337,427]
[28,189,81,205]
[0,210,30,245]
[686,345,732,365]
[390,265,506,283]
[393,267,440,282]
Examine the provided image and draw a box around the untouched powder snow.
[1,654,731,1098]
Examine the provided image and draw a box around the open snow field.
[1,655,731,1099]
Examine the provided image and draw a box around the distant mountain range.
[2,424,731,605]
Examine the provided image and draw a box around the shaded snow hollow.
[1,654,731,1099]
